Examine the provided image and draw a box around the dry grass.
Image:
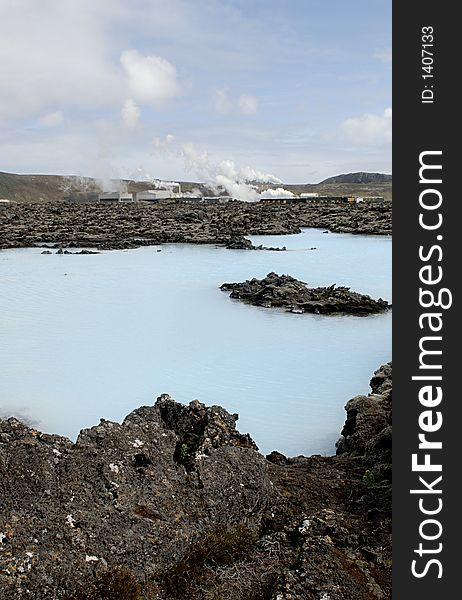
[157,525,259,599]
[66,568,144,600]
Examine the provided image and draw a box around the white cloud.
[121,99,140,128]
[374,48,392,63]
[120,50,181,105]
[37,111,64,128]
[212,88,232,114]
[0,3,183,123]
[212,90,258,116]
[337,108,392,145]
[0,1,391,184]
[0,1,123,122]
[153,133,176,153]
[238,94,258,115]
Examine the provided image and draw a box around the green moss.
[173,441,193,470]
[179,443,189,463]
[362,469,376,486]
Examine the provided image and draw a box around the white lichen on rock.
[299,518,312,534]
[65,515,76,528]
[85,555,99,563]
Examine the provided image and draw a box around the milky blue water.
[0,228,391,456]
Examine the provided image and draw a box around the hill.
[0,171,392,203]
[319,172,392,185]
[0,172,203,203]
[0,172,81,203]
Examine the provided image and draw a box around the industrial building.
[136,190,174,202]
[135,182,184,202]
[299,192,319,199]
[98,192,134,203]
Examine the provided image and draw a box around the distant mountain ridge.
[319,172,392,185]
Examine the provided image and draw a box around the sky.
[0,0,391,184]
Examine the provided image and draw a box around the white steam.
[153,133,176,153]
[261,187,294,198]
[121,98,140,128]
[133,168,180,191]
[93,152,128,192]
[59,175,96,194]
[175,140,283,201]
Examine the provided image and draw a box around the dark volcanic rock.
[224,235,287,252]
[224,234,255,250]
[0,198,391,251]
[0,364,392,599]
[336,362,392,469]
[53,248,100,255]
[221,272,390,316]
[0,397,273,599]
[268,362,392,599]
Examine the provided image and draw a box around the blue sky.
[0,0,391,183]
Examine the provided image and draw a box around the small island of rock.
[220,272,390,316]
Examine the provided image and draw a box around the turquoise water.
[0,228,391,456]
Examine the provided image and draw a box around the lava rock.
[0,364,392,599]
[220,272,391,316]
[0,199,391,251]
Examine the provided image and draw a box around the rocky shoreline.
[0,200,391,251]
[221,272,391,316]
[0,363,392,599]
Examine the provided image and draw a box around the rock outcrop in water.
[224,234,256,250]
[0,364,392,599]
[267,362,392,599]
[336,361,392,481]
[220,272,390,316]
[224,235,287,251]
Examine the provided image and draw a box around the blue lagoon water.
[0,229,391,456]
